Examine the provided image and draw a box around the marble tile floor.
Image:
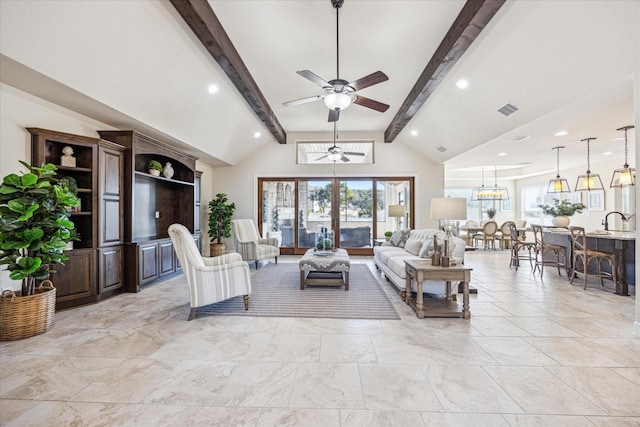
[1,251,638,426]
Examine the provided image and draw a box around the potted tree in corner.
[208,193,235,257]
[267,208,282,247]
[0,161,79,341]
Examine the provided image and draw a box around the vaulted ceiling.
[1,1,638,177]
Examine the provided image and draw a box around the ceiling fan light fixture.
[324,93,352,110]
[327,152,342,161]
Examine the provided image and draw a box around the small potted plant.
[267,208,282,247]
[147,160,162,176]
[0,161,79,340]
[486,207,497,220]
[208,193,236,257]
[538,198,586,227]
[384,230,393,241]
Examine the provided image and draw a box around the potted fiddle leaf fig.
[0,161,79,340]
[208,193,235,257]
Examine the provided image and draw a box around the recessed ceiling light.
[456,79,469,89]
[554,130,568,136]
[253,131,261,139]
[497,152,507,157]
[208,84,219,94]
[410,130,418,136]
[603,151,613,156]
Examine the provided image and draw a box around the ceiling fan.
[316,123,365,162]
[283,0,389,122]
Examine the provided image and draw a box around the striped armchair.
[231,219,279,269]
[168,224,251,321]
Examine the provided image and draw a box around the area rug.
[195,263,400,320]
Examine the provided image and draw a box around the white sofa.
[374,229,466,297]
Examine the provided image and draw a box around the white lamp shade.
[324,93,352,110]
[430,197,467,220]
[388,205,406,218]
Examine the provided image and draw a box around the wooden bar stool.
[508,222,535,270]
[568,226,617,289]
[532,224,568,277]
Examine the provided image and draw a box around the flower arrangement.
[486,207,497,219]
[538,199,586,217]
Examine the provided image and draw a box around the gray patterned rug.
[195,263,400,320]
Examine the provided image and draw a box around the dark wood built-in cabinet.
[29,128,125,310]
[98,130,198,292]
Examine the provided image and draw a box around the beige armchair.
[168,224,251,320]
[231,219,279,269]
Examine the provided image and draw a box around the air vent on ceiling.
[436,145,447,153]
[516,161,533,165]
[509,135,530,143]
[497,102,520,117]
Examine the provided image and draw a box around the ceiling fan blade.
[328,108,340,122]
[343,151,365,156]
[353,95,390,112]
[283,95,322,107]
[316,154,329,161]
[348,71,388,91]
[297,70,332,88]
[340,156,351,162]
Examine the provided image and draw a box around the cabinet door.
[159,239,175,277]
[139,242,159,285]
[98,246,123,293]
[99,146,124,247]
[52,249,95,308]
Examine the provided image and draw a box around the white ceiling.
[1,0,638,178]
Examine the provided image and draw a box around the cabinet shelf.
[134,170,194,187]
[69,212,92,217]
[56,165,92,173]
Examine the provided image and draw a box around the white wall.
[211,130,445,244]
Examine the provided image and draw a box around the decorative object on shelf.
[0,161,79,340]
[430,197,467,267]
[575,137,604,191]
[547,146,571,193]
[610,125,635,188]
[60,146,76,167]
[60,176,79,213]
[384,230,393,241]
[471,165,508,201]
[538,198,586,227]
[162,162,174,179]
[208,193,236,257]
[431,235,441,266]
[148,160,162,176]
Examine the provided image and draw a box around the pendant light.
[575,137,604,191]
[471,166,507,200]
[547,146,570,193]
[610,125,635,188]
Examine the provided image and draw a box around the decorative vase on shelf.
[162,162,174,179]
[149,169,160,176]
[552,216,570,228]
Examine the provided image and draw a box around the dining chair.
[495,221,515,250]
[474,220,498,250]
[460,220,479,246]
[532,224,568,277]
[508,222,536,270]
[568,226,617,290]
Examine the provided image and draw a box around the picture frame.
[587,190,604,211]
[501,198,512,212]
[565,192,582,204]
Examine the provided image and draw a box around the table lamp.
[430,197,467,265]
[388,204,406,231]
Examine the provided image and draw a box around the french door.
[258,177,413,255]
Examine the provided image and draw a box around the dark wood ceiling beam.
[170,0,286,144]
[384,0,506,143]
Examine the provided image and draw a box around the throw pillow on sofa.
[418,239,435,258]
[389,229,411,248]
[404,237,423,256]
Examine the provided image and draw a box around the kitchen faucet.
[602,211,627,231]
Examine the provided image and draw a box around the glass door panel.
[338,180,373,248]
[298,179,333,250]
[261,180,295,248]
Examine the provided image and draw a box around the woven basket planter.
[0,280,56,341]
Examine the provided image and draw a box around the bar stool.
[568,226,617,289]
[508,222,535,270]
[532,224,568,277]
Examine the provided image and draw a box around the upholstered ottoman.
[299,248,350,290]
